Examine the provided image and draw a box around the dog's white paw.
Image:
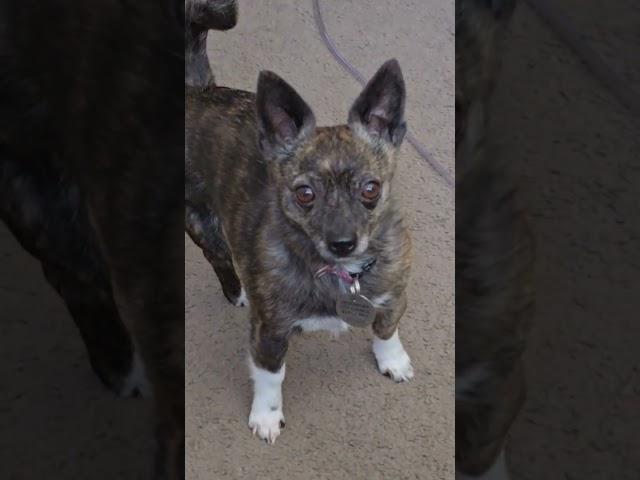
[248,359,285,444]
[372,330,414,382]
[234,288,249,307]
[248,406,285,444]
[376,350,414,382]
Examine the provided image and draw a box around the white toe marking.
[248,358,285,444]
[120,352,152,397]
[234,288,249,307]
[372,330,414,382]
[456,449,509,480]
[293,316,350,336]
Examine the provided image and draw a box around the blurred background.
[489,1,640,478]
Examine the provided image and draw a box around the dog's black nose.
[328,238,357,257]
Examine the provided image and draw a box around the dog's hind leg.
[84,183,185,480]
[185,202,246,306]
[0,157,144,396]
[41,262,149,396]
[456,361,525,480]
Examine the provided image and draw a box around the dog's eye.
[361,181,381,202]
[295,185,315,206]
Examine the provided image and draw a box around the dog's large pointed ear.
[256,71,316,157]
[348,59,406,148]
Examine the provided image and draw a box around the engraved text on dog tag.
[336,294,376,327]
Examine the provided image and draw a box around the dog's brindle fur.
[186,0,238,87]
[456,0,535,476]
[1,1,184,478]
[186,61,411,381]
[456,0,516,178]
[1,159,137,393]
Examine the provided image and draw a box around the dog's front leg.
[371,293,414,382]
[248,321,288,444]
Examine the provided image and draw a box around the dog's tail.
[185,0,238,87]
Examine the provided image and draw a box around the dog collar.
[315,256,377,285]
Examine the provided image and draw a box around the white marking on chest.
[293,316,351,335]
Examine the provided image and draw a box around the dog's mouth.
[315,256,377,285]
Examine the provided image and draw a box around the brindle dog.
[456,0,535,478]
[1,1,184,478]
[186,60,414,443]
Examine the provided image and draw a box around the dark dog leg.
[0,156,141,396]
[185,202,245,306]
[88,213,184,480]
[41,262,146,396]
[79,165,184,479]
[456,361,526,477]
[211,262,245,306]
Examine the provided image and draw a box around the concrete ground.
[186,1,454,479]
[491,2,640,478]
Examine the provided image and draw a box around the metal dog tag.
[336,278,376,327]
[337,294,376,327]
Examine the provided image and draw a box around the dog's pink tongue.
[315,264,354,285]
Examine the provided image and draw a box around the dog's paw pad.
[233,288,249,308]
[248,407,284,444]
